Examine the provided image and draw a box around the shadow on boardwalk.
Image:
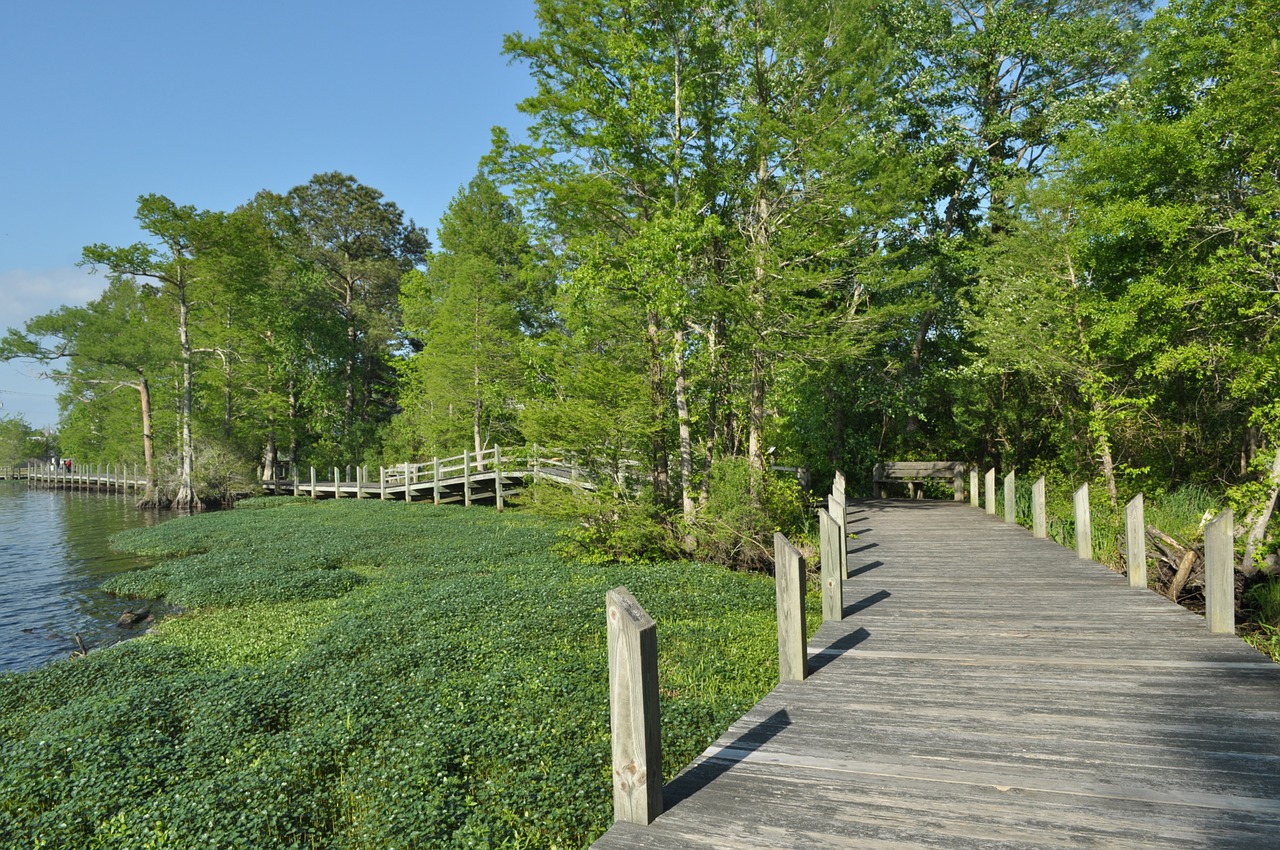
[663,710,792,810]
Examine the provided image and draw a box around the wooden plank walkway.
[21,467,147,493]
[594,499,1280,849]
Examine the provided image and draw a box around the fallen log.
[1146,525,1206,605]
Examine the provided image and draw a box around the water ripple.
[0,483,171,672]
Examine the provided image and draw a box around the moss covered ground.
[0,498,814,849]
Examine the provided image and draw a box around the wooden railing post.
[495,445,504,512]
[833,470,845,498]
[953,465,965,501]
[970,468,979,507]
[774,533,808,682]
[1126,493,1146,589]
[463,450,472,507]
[606,587,662,826]
[1205,509,1235,634]
[1004,471,1016,524]
[1032,476,1047,539]
[310,467,318,499]
[379,466,387,500]
[334,467,342,499]
[356,465,364,499]
[433,457,441,505]
[1074,484,1092,560]
[818,508,844,622]
[984,468,996,515]
[404,462,412,503]
[828,492,847,580]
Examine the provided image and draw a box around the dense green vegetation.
[1,3,1277,635]
[0,499,811,848]
[0,416,55,469]
[3,0,1277,843]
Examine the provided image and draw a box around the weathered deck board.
[592,499,1280,849]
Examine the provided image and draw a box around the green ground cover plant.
[0,499,814,849]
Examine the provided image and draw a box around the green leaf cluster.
[0,500,802,848]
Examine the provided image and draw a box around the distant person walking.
[64,459,72,473]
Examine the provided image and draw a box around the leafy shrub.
[1243,578,1280,662]
[191,440,260,505]
[1245,577,1280,628]
[683,458,811,571]
[525,482,682,564]
[0,500,804,849]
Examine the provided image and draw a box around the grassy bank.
[0,498,813,849]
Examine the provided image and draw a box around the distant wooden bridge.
[594,499,1280,849]
[262,445,628,507]
[5,464,148,495]
[4,446,626,505]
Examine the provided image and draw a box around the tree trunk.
[345,320,357,432]
[1091,399,1119,509]
[701,316,722,506]
[646,309,669,502]
[905,310,934,436]
[748,346,766,481]
[747,23,772,499]
[223,357,233,439]
[287,379,299,468]
[223,306,233,439]
[136,376,163,508]
[673,325,695,525]
[747,148,770,494]
[1242,425,1262,476]
[1242,445,1280,578]
[473,363,484,471]
[830,366,847,471]
[261,430,277,483]
[172,279,204,512]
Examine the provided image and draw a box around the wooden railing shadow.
[847,558,883,577]
[808,627,871,674]
[662,709,792,810]
[844,589,891,619]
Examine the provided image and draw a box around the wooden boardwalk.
[18,466,147,494]
[594,499,1280,849]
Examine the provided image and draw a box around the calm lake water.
[0,481,174,673]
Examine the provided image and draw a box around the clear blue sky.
[1,0,539,429]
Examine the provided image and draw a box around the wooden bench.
[872,461,967,501]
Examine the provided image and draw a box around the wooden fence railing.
[969,465,1238,635]
[604,469,849,826]
[263,445,645,507]
[17,464,148,495]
